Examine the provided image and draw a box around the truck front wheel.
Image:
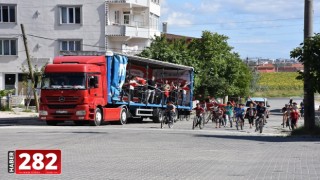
[90,108,102,126]
[119,108,127,125]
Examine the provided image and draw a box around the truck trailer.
[39,52,194,126]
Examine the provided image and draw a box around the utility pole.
[304,0,314,130]
[20,24,39,112]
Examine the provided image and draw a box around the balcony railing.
[106,24,126,36]
[106,0,148,6]
[106,25,151,39]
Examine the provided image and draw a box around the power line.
[26,34,145,53]
[160,15,320,26]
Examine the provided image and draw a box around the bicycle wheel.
[291,120,295,130]
[192,117,196,130]
[205,113,211,124]
[168,119,174,128]
[236,120,239,130]
[186,115,190,121]
[161,116,165,129]
[259,119,263,133]
[199,117,204,129]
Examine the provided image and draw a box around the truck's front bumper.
[39,105,91,121]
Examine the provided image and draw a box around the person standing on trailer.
[129,76,140,102]
[145,76,157,104]
[162,80,170,104]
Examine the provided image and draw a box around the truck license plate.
[56,110,68,114]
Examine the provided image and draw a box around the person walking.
[290,108,300,129]
[225,102,234,128]
[246,103,256,128]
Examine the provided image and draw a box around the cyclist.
[285,105,292,129]
[281,104,289,126]
[254,102,267,131]
[234,104,245,129]
[165,101,176,124]
[193,103,205,127]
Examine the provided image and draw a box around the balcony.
[106,24,150,39]
[106,24,125,36]
[106,0,149,7]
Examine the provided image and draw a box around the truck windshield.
[41,73,86,90]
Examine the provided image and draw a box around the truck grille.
[46,96,80,103]
[47,104,77,109]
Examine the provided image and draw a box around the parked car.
[245,97,270,117]
[245,97,270,108]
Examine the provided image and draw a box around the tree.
[139,31,252,98]
[20,63,46,110]
[291,33,320,93]
[139,35,194,66]
[188,31,252,97]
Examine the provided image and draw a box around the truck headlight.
[76,110,86,116]
[39,110,48,116]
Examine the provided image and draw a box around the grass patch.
[290,126,320,136]
[253,89,303,98]
[0,106,12,111]
[22,109,33,113]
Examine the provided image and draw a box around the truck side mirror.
[89,76,99,88]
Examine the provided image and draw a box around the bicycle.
[286,117,292,130]
[235,116,244,130]
[161,112,174,129]
[192,114,204,130]
[255,114,264,133]
[205,111,214,124]
[179,114,190,121]
[282,113,287,128]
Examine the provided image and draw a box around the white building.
[0,0,161,96]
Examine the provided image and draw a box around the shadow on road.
[0,117,155,126]
[0,117,45,126]
[194,134,320,142]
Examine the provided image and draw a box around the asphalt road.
[0,98,319,180]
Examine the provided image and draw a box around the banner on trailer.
[110,55,128,101]
[153,70,190,84]
[127,65,152,79]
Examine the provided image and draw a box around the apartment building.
[0,0,161,96]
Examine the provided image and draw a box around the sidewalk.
[0,109,38,120]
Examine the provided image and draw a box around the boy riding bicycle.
[165,101,176,124]
[193,103,205,126]
[235,104,245,128]
[255,102,267,131]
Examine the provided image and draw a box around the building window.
[60,40,81,51]
[149,13,159,30]
[0,39,17,55]
[0,4,16,23]
[123,12,130,25]
[59,6,81,24]
[151,0,159,5]
[114,11,120,24]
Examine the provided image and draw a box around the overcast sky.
[160,0,320,59]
